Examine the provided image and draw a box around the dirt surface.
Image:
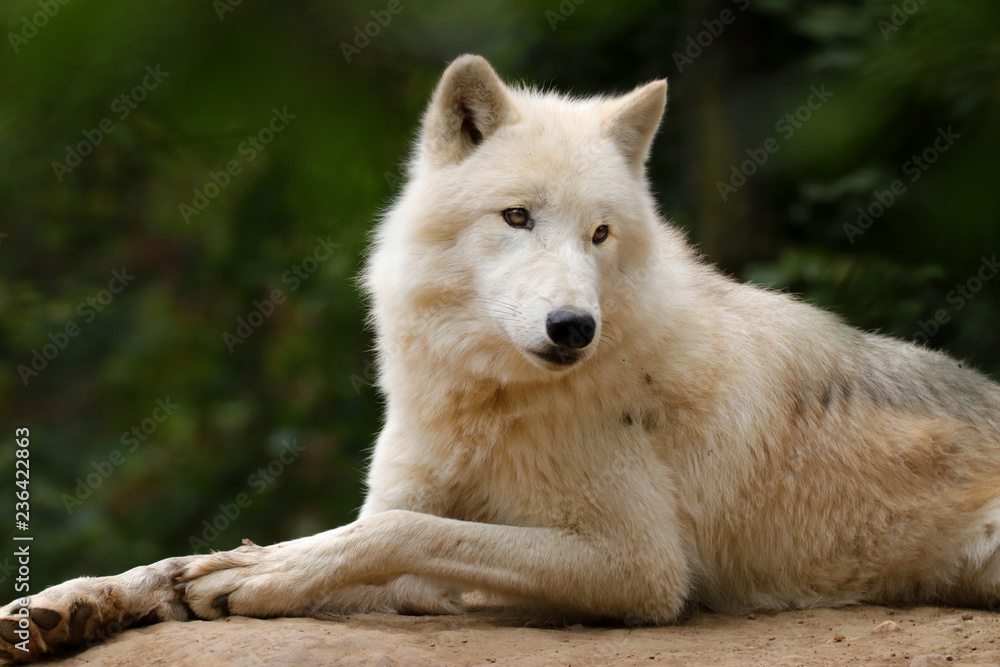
[47,605,999,666]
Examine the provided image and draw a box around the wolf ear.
[602,80,668,175]
[423,54,517,166]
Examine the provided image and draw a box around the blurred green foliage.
[1,0,998,591]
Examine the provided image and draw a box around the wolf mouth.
[531,347,581,367]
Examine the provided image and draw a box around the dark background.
[2,0,998,592]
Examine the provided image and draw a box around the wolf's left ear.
[602,80,668,175]
[423,54,517,166]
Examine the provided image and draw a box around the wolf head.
[366,55,670,385]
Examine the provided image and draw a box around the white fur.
[5,55,1000,662]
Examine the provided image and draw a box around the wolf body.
[3,55,1000,662]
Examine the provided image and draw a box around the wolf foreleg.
[175,509,688,624]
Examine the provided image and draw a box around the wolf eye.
[502,207,533,229]
[592,224,610,244]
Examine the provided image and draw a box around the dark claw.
[211,594,231,615]
[66,603,94,645]
[136,610,161,626]
[30,608,61,631]
[0,619,20,644]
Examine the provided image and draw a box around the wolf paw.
[173,540,314,620]
[0,579,142,663]
[174,531,468,620]
[0,558,194,663]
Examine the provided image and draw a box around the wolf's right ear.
[422,55,517,166]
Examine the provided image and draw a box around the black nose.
[546,308,596,349]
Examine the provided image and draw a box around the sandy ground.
[40,604,999,666]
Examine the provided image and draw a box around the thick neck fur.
[367,220,729,457]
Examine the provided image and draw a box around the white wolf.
[3,54,1000,662]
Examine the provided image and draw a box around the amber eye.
[592,224,610,244]
[502,207,533,229]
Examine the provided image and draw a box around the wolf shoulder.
[652,256,1000,441]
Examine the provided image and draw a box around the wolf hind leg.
[945,500,1000,609]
